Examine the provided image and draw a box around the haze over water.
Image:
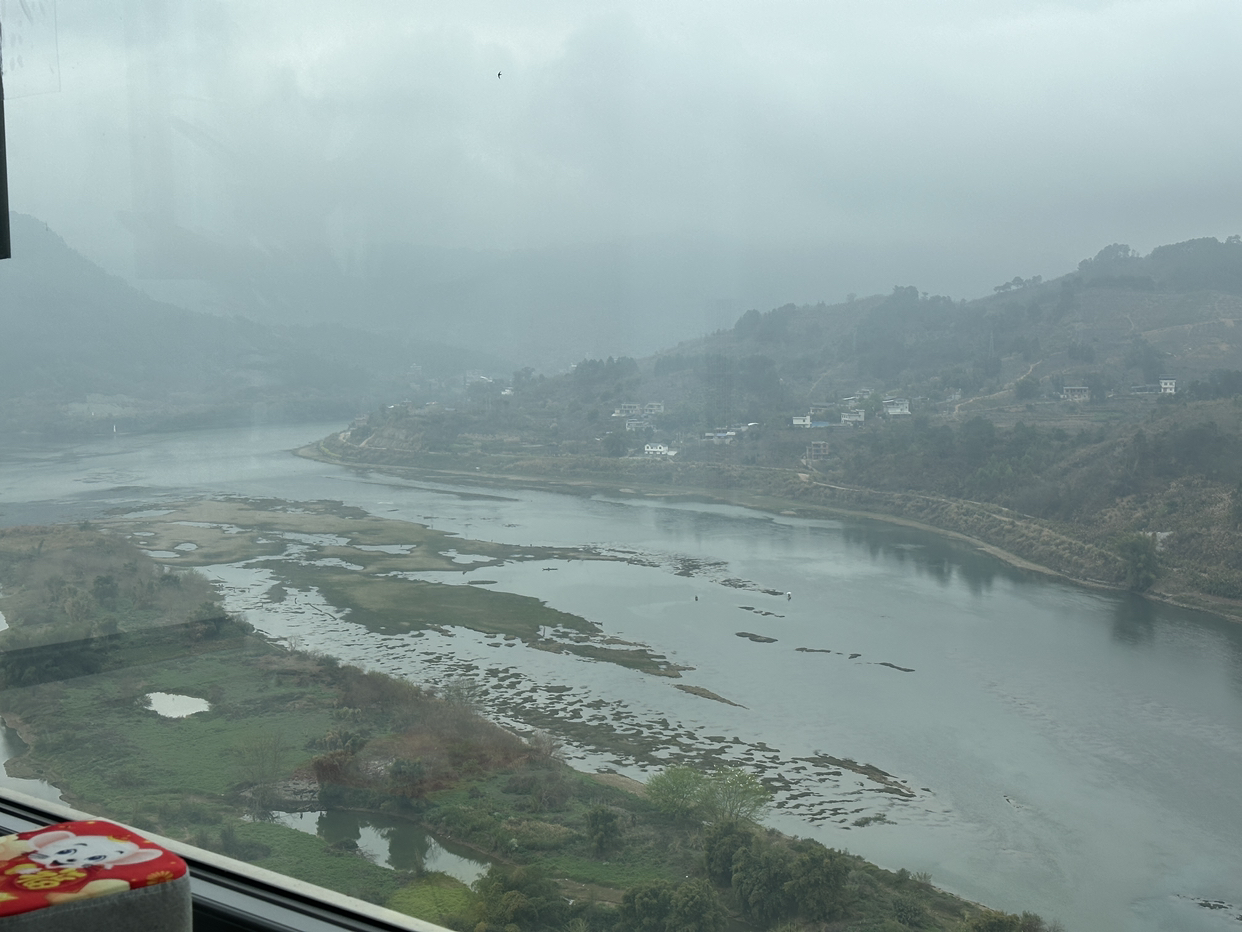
[2,424,1241,931]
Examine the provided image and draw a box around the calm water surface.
[2,424,1241,931]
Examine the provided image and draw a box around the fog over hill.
[0,215,510,436]
[128,231,909,373]
[637,236,1242,421]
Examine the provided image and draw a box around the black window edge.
[0,787,450,932]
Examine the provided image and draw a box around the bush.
[702,821,752,885]
[646,766,707,822]
[586,805,622,855]
[619,880,674,932]
[731,840,796,925]
[891,893,928,926]
[668,879,725,932]
[786,839,849,921]
[474,865,567,929]
[699,767,770,823]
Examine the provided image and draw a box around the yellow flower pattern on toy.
[12,869,87,890]
[144,870,176,886]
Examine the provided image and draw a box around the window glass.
[3,5,1242,932]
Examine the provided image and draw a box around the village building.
[619,403,641,416]
[791,414,812,428]
[644,402,664,416]
[883,398,910,416]
[1062,386,1090,402]
[841,409,865,425]
[1160,378,1177,394]
[625,419,645,431]
[644,443,675,456]
[806,441,830,460]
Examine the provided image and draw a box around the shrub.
[699,767,770,823]
[667,879,725,932]
[786,839,849,920]
[586,805,622,855]
[646,766,707,822]
[731,840,796,925]
[619,880,674,932]
[702,821,752,885]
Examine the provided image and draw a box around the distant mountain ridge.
[628,235,1242,423]
[0,214,509,436]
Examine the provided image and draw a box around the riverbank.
[0,523,1026,930]
[296,441,1242,625]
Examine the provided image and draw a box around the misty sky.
[5,0,1242,316]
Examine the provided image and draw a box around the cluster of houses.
[703,423,757,445]
[789,391,909,428]
[614,402,665,431]
[1061,379,1175,402]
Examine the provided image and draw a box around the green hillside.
[312,236,1242,618]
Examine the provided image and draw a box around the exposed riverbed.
[2,424,1242,931]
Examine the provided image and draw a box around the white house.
[625,419,645,431]
[1062,386,1090,402]
[644,402,664,416]
[791,415,812,428]
[841,410,865,425]
[883,398,910,416]
[619,403,641,416]
[1160,378,1177,394]
[644,443,672,455]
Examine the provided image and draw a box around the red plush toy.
[0,820,187,918]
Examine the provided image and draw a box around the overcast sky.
[5,0,1242,311]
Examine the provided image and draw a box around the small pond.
[144,692,211,718]
[270,810,490,884]
[0,722,63,804]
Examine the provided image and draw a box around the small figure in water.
[786,591,792,601]
[694,595,698,601]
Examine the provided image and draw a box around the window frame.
[0,787,449,932]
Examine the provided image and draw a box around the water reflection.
[839,522,1001,594]
[270,810,489,885]
[1111,593,1157,645]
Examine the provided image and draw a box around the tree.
[667,879,725,932]
[475,865,566,929]
[603,432,628,457]
[587,805,622,855]
[1116,533,1158,590]
[646,766,706,822]
[699,768,770,824]
[786,839,850,921]
[703,821,752,885]
[619,880,674,932]
[732,841,796,925]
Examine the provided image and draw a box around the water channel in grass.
[2,424,1242,931]
[269,810,490,884]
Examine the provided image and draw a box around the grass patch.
[387,872,476,923]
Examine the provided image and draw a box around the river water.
[2,424,1241,931]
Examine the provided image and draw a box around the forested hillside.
[314,236,1242,617]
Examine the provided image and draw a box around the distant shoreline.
[295,439,1242,626]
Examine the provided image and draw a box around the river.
[2,423,1241,931]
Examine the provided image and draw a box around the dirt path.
[953,361,1038,416]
